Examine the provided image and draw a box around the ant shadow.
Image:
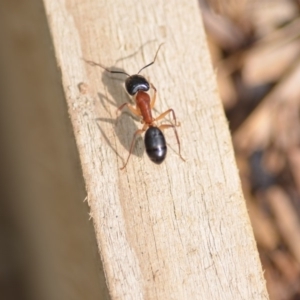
[94,66,144,161]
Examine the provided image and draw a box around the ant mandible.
[85,44,185,170]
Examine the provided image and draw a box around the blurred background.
[1,0,300,299]
[200,0,300,299]
[0,1,108,300]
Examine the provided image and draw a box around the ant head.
[125,74,150,96]
[87,44,163,96]
[122,44,164,95]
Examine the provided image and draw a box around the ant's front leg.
[116,102,141,118]
[150,83,157,108]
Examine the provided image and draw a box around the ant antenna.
[83,42,164,76]
[83,59,130,77]
[137,43,164,74]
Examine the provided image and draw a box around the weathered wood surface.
[43,0,269,299]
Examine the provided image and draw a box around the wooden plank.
[43,0,269,299]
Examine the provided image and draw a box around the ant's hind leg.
[120,124,148,170]
[159,124,185,162]
[120,129,143,170]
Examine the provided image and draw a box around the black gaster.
[144,127,167,164]
[125,75,150,95]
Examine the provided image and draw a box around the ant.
[85,44,185,170]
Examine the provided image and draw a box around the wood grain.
[43,0,269,299]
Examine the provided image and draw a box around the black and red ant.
[85,44,185,169]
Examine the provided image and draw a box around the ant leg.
[150,83,157,108]
[154,109,180,126]
[159,124,185,162]
[120,125,147,170]
[117,102,141,117]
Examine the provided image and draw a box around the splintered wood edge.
[43,0,269,299]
